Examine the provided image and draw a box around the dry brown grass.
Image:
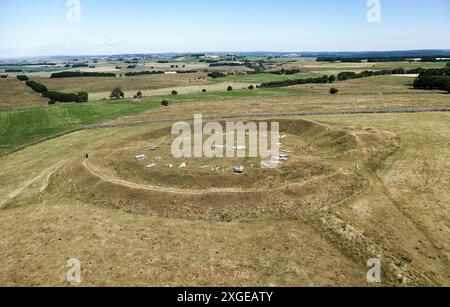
[109,91,450,125]
[1,112,449,286]
[0,66,449,286]
[0,78,48,110]
[33,73,208,96]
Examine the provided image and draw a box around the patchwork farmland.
[0,53,449,288]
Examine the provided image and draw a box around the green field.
[158,87,304,101]
[0,87,303,155]
[0,100,160,155]
[218,72,320,83]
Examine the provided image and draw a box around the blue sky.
[0,0,449,57]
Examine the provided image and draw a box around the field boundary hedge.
[50,71,116,78]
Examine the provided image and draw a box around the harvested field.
[0,78,48,110]
[34,73,208,97]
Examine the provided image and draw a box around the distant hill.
[2,50,449,62]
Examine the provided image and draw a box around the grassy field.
[0,65,68,73]
[0,100,160,155]
[154,87,304,101]
[290,75,417,94]
[104,75,450,124]
[0,87,305,155]
[1,58,449,286]
[0,112,449,286]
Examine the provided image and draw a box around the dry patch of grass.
[0,78,48,110]
[0,94,449,286]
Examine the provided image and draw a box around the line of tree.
[259,67,430,88]
[25,81,48,94]
[336,68,426,81]
[316,57,362,63]
[176,70,198,74]
[0,62,56,66]
[208,72,226,78]
[44,91,89,104]
[199,59,219,63]
[413,76,450,92]
[317,56,450,63]
[71,63,89,68]
[17,75,29,81]
[50,72,116,78]
[209,62,243,67]
[259,75,330,88]
[124,71,165,76]
[26,80,89,103]
[244,60,265,73]
[269,69,301,75]
[413,68,450,93]
[417,68,450,76]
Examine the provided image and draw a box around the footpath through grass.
[0,100,160,155]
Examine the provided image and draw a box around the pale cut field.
[34,73,208,96]
[0,78,48,110]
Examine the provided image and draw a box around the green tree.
[110,87,125,100]
[227,86,233,91]
[17,75,29,81]
[329,88,339,95]
[328,75,336,83]
[78,91,89,102]
[25,81,48,94]
[208,72,226,78]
